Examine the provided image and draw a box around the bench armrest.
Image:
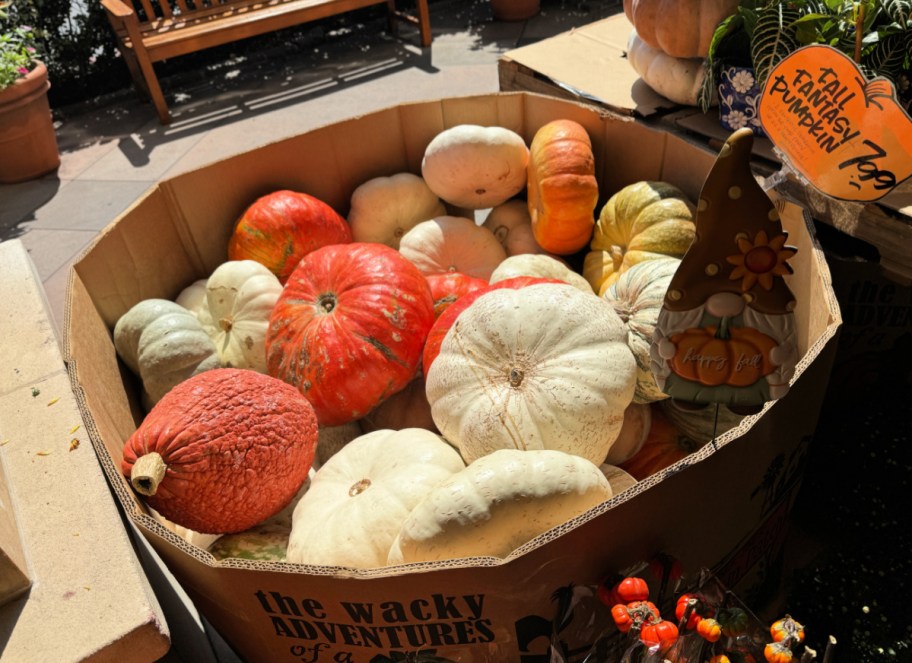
[101,0,135,19]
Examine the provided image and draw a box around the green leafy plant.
[699,0,912,113]
[0,1,41,91]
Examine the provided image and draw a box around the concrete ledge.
[0,239,171,662]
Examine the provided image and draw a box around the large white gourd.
[286,428,465,569]
[426,283,637,466]
[388,448,612,564]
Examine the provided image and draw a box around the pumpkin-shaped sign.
[668,325,777,388]
[266,242,435,426]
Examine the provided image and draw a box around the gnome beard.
[651,292,798,413]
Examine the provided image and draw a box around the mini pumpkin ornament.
[227,189,352,283]
[347,172,446,249]
[266,242,435,426]
[426,282,637,466]
[421,124,530,209]
[526,118,599,255]
[122,368,318,534]
[650,128,799,413]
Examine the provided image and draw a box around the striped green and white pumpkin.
[602,257,680,403]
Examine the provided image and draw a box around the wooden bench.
[101,0,432,124]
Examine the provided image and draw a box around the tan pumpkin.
[286,428,466,568]
[623,0,739,59]
[388,449,612,563]
[347,172,447,249]
[603,402,652,465]
[602,256,681,403]
[426,283,637,466]
[482,199,546,256]
[584,181,695,296]
[626,30,710,107]
[399,216,507,281]
[490,253,593,294]
[421,124,530,209]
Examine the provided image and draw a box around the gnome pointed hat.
[663,128,798,316]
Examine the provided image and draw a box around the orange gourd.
[619,405,703,480]
[527,119,599,255]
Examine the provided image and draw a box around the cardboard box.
[64,92,841,662]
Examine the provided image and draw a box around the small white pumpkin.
[427,283,637,466]
[421,124,530,209]
[603,402,652,465]
[388,448,612,564]
[176,260,283,373]
[113,299,220,407]
[347,173,447,249]
[626,29,711,107]
[482,199,545,256]
[399,216,507,281]
[489,253,593,294]
[286,428,465,569]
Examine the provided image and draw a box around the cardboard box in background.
[64,93,841,662]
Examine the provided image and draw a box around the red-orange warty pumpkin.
[527,119,599,255]
[122,368,318,534]
[227,189,352,283]
[266,242,435,426]
[426,272,489,319]
[421,276,561,378]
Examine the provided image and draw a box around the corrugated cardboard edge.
[62,92,841,582]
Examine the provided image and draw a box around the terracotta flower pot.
[491,0,540,21]
[0,61,61,184]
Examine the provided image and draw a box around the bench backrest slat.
[130,0,259,23]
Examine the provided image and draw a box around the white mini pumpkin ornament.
[286,428,465,569]
[176,260,283,373]
[388,448,612,564]
[426,283,638,466]
[421,124,530,209]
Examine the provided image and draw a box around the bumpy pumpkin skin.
[122,368,318,534]
[227,190,352,283]
[527,119,599,255]
[584,181,695,296]
[427,283,637,466]
[266,242,435,426]
[623,0,739,59]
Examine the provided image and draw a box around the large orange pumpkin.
[623,0,739,59]
[619,405,703,480]
[227,190,352,283]
[527,119,599,255]
[266,242,434,426]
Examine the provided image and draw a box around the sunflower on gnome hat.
[649,128,799,416]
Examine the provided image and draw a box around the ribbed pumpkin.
[122,368,318,534]
[427,283,637,466]
[527,119,599,255]
[347,172,446,249]
[399,216,507,281]
[482,199,546,256]
[266,242,435,426]
[490,253,593,294]
[584,181,695,296]
[626,30,709,107]
[619,404,702,480]
[623,0,739,59]
[421,276,560,378]
[602,257,681,403]
[227,190,352,283]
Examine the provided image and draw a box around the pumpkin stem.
[717,316,731,340]
[131,452,167,496]
[219,317,233,332]
[509,368,524,388]
[318,293,337,314]
[349,478,371,497]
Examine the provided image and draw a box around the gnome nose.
[706,292,745,318]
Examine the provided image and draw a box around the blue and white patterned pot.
[718,65,766,137]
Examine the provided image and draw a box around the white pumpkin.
[602,257,681,403]
[347,172,447,249]
[426,283,637,466]
[388,448,612,564]
[176,260,282,373]
[421,124,530,209]
[398,216,507,281]
[482,199,545,256]
[626,29,711,107]
[286,428,465,569]
[113,299,220,407]
[489,253,593,294]
[603,402,652,465]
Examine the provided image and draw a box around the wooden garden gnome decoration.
[649,128,799,414]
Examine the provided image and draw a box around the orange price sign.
[759,45,912,202]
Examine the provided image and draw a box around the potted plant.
[0,1,60,184]
[700,0,912,133]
